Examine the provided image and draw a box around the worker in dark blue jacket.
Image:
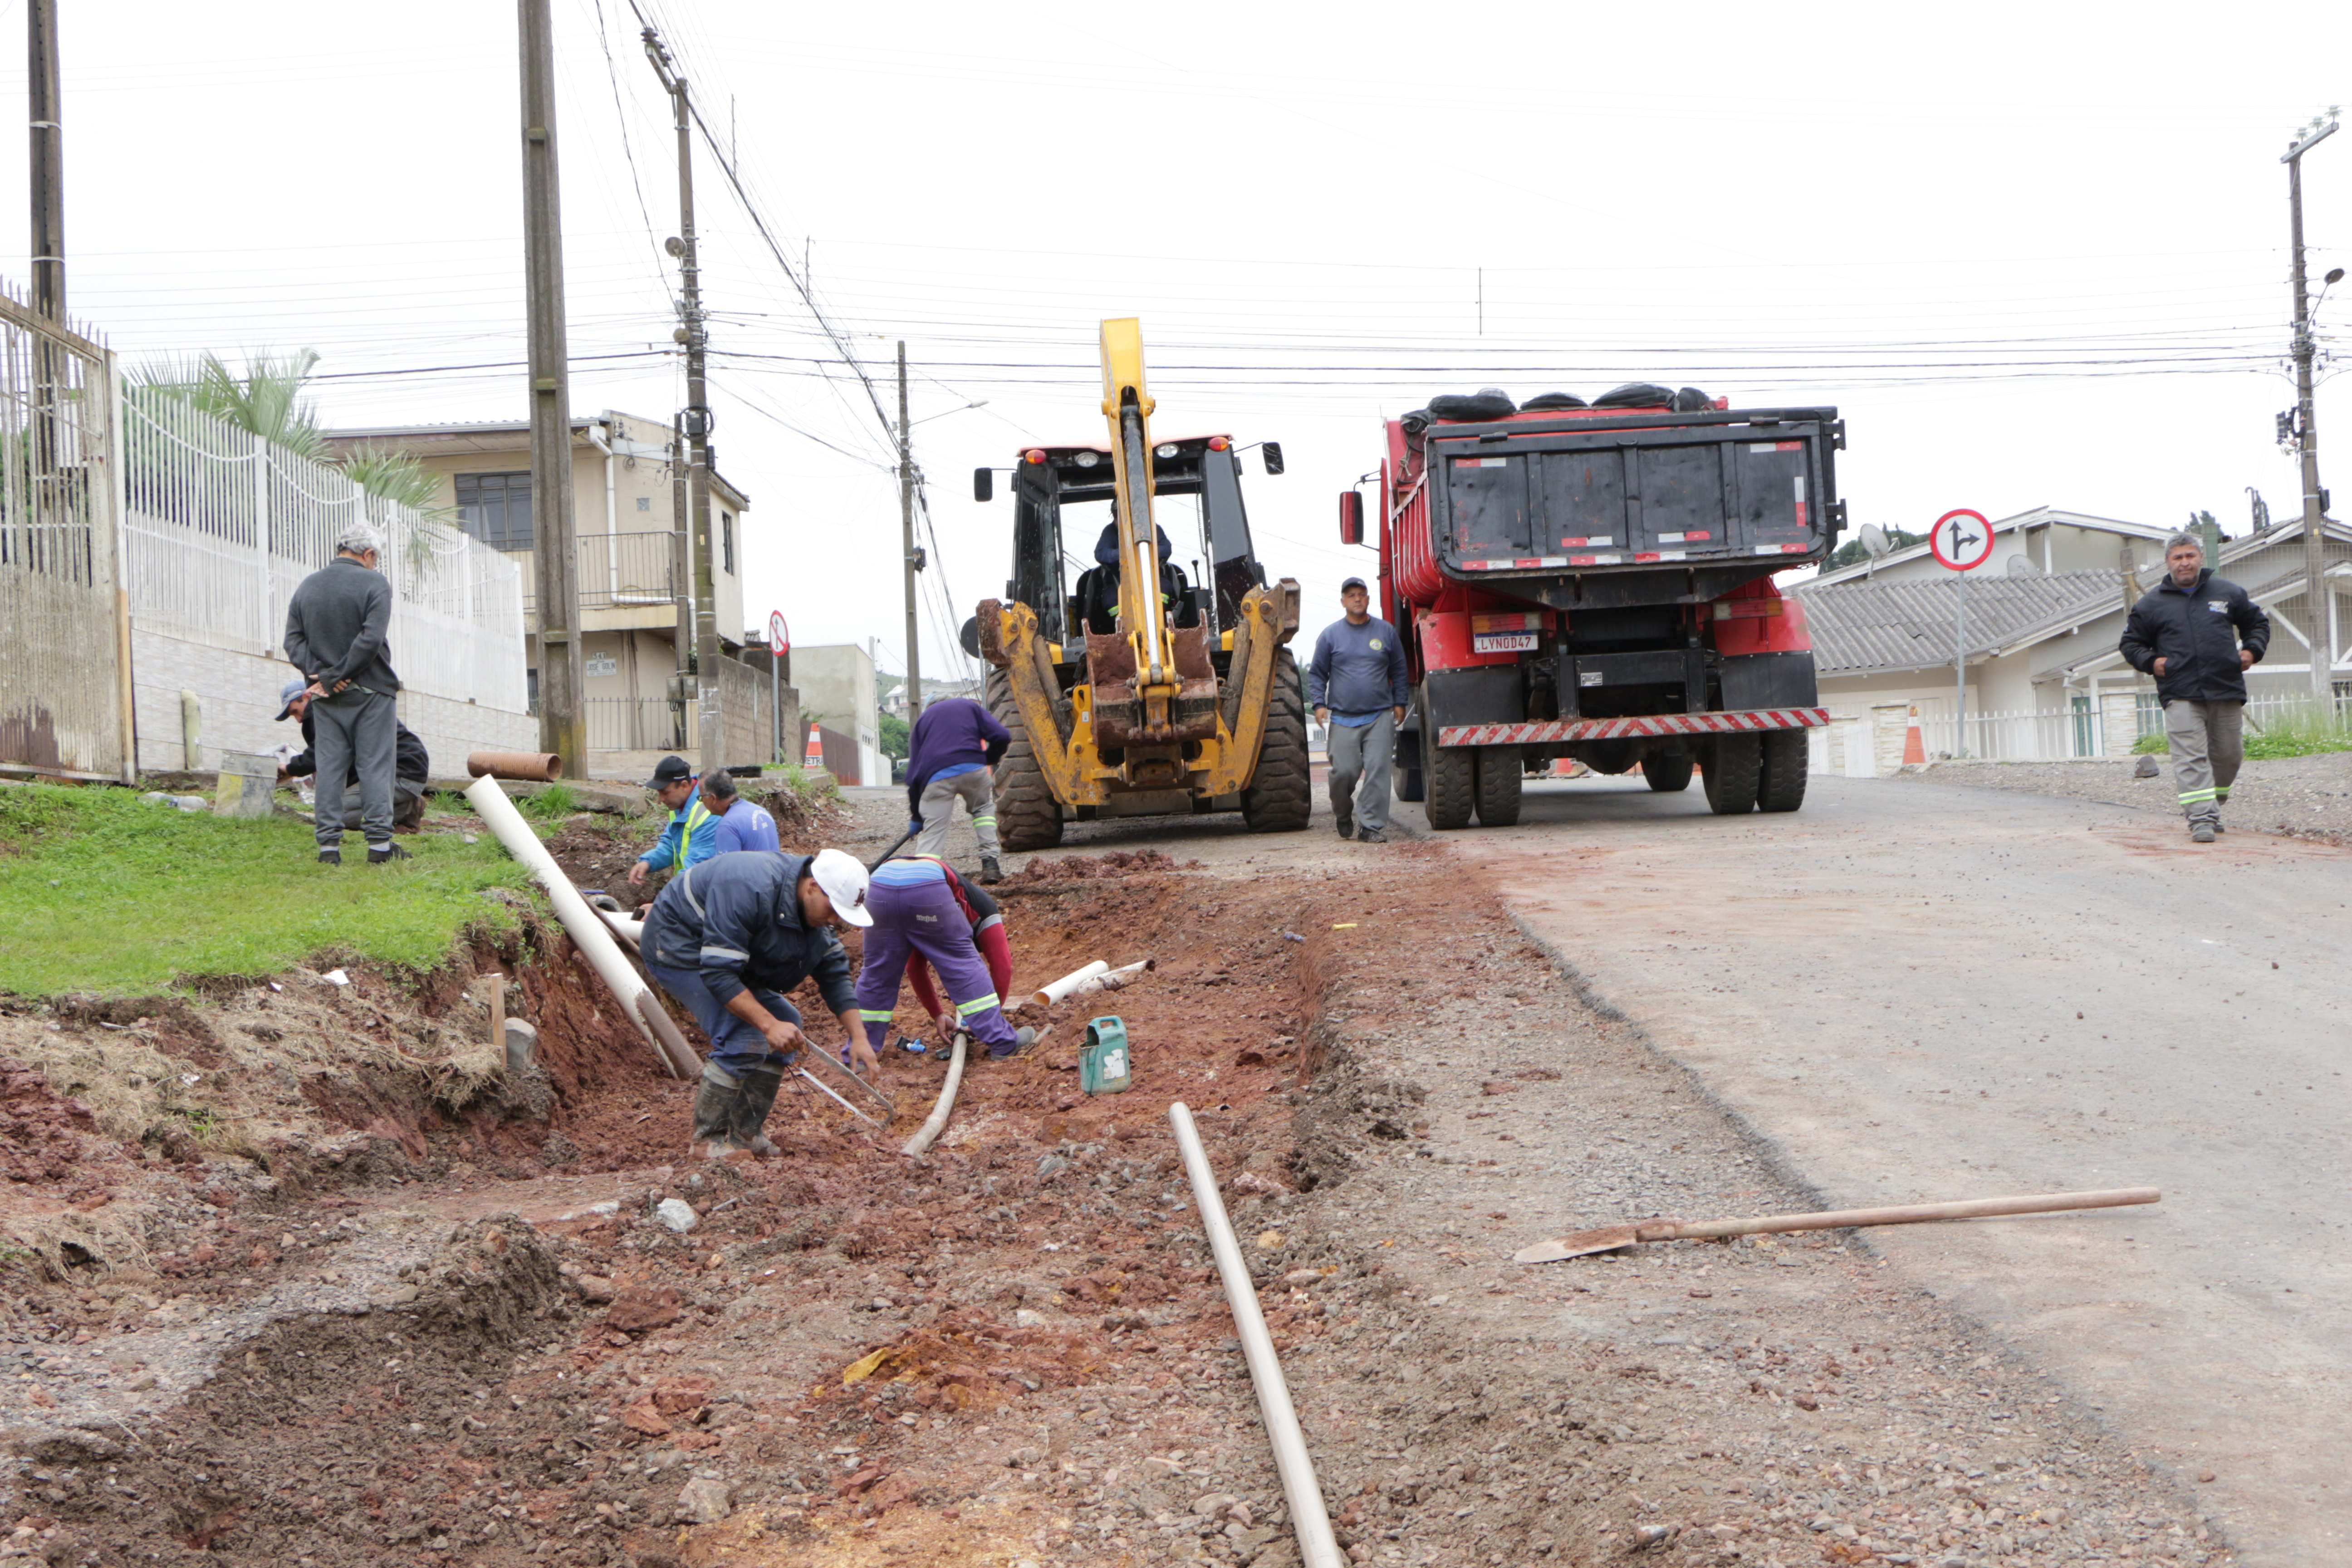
[2119,533,2270,843]
[1307,576,1411,843]
[905,695,1011,883]
[640,848,877,1158]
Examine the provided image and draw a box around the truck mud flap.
[1424,666,1523,740]
[1719,650,1818,711]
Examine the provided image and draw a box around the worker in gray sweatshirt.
[1306,576,1410,843]
[283,523,406,866]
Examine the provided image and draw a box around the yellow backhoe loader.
[965,319,1308,850]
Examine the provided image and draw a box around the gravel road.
[1891,752,2352,844]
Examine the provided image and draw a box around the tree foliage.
[1825,525,1926,571]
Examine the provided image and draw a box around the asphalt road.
[1401,771,2351,1566]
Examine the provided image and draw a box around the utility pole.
[2283,113,2339,707]
[28,0,62,326]
[644,27,722,772]
[519,0,586,776]
[898,342,922,720]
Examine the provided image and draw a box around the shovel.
[1513,1186,2159,1264]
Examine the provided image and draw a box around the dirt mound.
[0,1056,95,1184]
[1002,848,1182,884]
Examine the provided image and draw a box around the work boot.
[980,856,1003,886]
[731,1065,786,1157]
[1358,828,1387,844]
[317,849,342,867]
[367,843,412,865]
[2190,822,2216,844]
[691,1063,748,1159]
[1335,811,1355,841]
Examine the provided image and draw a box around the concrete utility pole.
[898,342,922,720]
[644,27,722,773]
[2283,113,2339,706]
[519,0,586,776]
[27,0,62,325]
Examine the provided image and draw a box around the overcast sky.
[5,0,2346,686]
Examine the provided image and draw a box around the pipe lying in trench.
[1063,956,1155,1001]
[899,1030,969,1157]
[1168,1101,1345,1568]
[1029,960,1110,1010]
[463,775,698,1080]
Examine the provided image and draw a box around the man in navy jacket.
[2119,534,2269,843]
[1308,577,1411,843]
[905,695,1011,883]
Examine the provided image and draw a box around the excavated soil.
[0,831,2233,1568]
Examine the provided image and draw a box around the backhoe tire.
[1242,648,1312,833]
[1701,733,1762,816]
[1642,750,1695,793]
[1473,745,1522,827]
[984,668,1064,852]
[1426,740,1475,830]
[1757,729,1809,813]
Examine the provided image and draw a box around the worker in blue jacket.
[1307,577,1411,843]
[2119,533,2270,843]
[905,695,1010,883]
[628,754,719,887]
[640,848,877,1159]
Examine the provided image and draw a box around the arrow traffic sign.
[1929,508,1994,572]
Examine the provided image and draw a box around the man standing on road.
[701,770,779,854]
[275,678,431,834]
[282,523,406,866]
[628,755,717,887]
[905,694,1010,884]
[2120,533,2269,843]
[639,847,878,1159]
[1308,576,1410,843]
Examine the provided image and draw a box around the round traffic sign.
[1928,508,1994,572]
[767,611,789,655]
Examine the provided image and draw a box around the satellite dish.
[2004,554,2042,576]
[1859,524,1890,558]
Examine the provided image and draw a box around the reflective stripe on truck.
[1436,707,1828,747]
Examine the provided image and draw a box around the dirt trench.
[0,844,2232,1568]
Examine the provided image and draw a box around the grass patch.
[518,781,580,820]
[0,784,535,996]
[2132,705,2352,760]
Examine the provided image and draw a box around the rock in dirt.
[677,1475,733,1524]
[607,1286,685,1333]
[655,1196,699,1232]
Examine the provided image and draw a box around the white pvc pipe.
[900,1030,968,1157]
[597,907,645,949]
[1029,960,1110,1009]
[1167,1101,1344,1568]
[463,775,693,1079]
[1065,956,1155,1000]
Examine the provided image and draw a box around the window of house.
[721,511,735,575]
[455,471,534,551]
[2134,691,2163,739]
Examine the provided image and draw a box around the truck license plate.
[1473,632,1537,653]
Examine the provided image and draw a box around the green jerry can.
[1080,1016,1132,1095]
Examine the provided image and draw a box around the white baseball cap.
[807,848,873,926]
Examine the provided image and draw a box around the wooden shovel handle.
[1637,1187,2159,1244]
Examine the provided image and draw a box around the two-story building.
[324,412,751,766]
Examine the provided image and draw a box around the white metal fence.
[120,388,527,713]
[1912,693,2350,763]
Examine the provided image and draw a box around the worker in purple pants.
[853,858,1038,1061]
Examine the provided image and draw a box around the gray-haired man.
[283,524,407,865]
[2119,532,2269,843]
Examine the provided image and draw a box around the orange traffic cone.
[1901,704,1926,766]
[804,723,825,769]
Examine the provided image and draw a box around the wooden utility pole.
[898,342,921,720]
[644,27,721,772]
[519,0,586,776]
[2283,115,2339,706]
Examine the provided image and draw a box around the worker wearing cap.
[274,677,432,834]
[1307,577,1410,843]
[640,847,878,1159]
[853,855,1038,1064]
[701,770,780,854]
[628,754,719,887]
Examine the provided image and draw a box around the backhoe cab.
[966,318,1308,850]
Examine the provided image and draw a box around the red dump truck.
[1339,387,1841,828]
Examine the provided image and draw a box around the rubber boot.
[692,1062,747,1159]
[732,1064,786,1157]
[980,855,1003,886]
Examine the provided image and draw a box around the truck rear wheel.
[1473,745,1522,826]
[1242,647,1312,833]
[1643,750,1695,793]
[984,668,1064,851]
[1701,734,1761,816]
[1426,741,1475,830]
[1394,766,1426,804]
[1757,729,1809,813]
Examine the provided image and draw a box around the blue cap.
[274,678,308,721]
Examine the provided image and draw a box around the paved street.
[1411,771,2352,1566]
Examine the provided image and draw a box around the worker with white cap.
[638,847,878,1158]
